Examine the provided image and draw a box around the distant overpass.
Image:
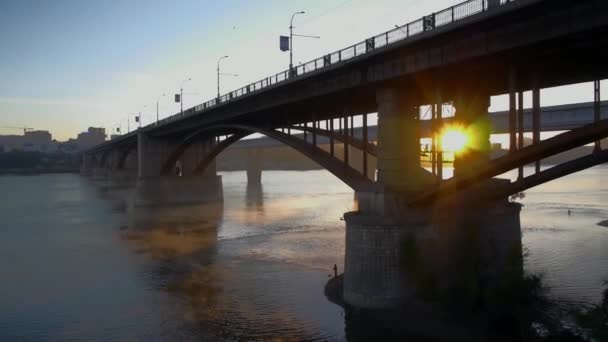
[228,101,608,149]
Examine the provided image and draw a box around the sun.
[440,126,469,153]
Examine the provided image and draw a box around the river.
[0,166,607,341]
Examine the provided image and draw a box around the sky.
[0,0,605,141]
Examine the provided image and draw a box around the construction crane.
[1,126,34,135]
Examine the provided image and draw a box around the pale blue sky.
[0,0,604,140]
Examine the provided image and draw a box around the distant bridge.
[227,101,608,149]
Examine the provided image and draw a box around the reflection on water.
[0,167,607,341]
[246,183,264,209]
[120,174,347,341]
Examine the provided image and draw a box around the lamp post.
[138,105,147,129]
[180,78,192,115]
[289,11,305,75]
[156,93,166,125]
[217,56,238,99]
[217,56,228,99]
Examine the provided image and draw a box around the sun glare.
[440,126,468,153]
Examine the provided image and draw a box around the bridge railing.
[152,0,515,129]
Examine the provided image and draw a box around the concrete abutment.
[343,196,523,309]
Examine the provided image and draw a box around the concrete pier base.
[108,170,137,185]
[246,149,263,185]
[91,167,109,181]
[133,175,223,208]
[343,209,431,308]
[343,195,522,309]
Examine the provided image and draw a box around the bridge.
[82,0,608,309]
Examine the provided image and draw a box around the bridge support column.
[134,175,223,207]
[375,87,435,192]
[133,132,223,207]
[80,154,94,177]
[354,88,435,215]
[344,87,437,308]
[344,197,523,309]
[453,88,492,178]
[343,88,522,310]
[246,148,263,185]
[91,167,110,181]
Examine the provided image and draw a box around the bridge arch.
[160,124,376,191]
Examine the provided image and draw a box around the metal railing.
[149,0,515,130]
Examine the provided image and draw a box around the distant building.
[74,127,106,150]
[0,130,56,152]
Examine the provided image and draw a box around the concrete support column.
[80,154,94,176]
[343,209,430,308]
[376,87,434,193]
[137,132,165,179]
[246,148,263,185]
[453,89,491,178]
[134,132,222,207]
[92,166,109,181]
[343,200,523,309]
[106,150,136,186]
[133,175,223,207]
[180,139,216,178]
[90,152,110,181]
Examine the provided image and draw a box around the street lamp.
[217,55,238,99]
[285,11,319,78]
[156,93,166,125]
[138,105,147,129]
[180,78,192,115]
[217,56,228,99]
[289,11,305,75]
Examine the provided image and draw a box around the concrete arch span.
[160,123,376,191]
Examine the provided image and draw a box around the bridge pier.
[343,87,523,309]
[453,86,492,178]
[91,167,110,181]
[80,154,94,177]
[133,175,223,207]
[344,196,522,309]
[133,132,223,207]
[246,148,263,185]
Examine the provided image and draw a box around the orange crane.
[1,126,34,134]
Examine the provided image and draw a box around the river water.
[0,167,607,341]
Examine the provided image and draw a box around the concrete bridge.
[82,0,608,309]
